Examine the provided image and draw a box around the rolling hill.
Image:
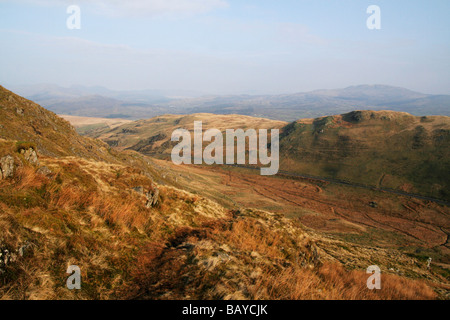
[88,113,286,156]
[279,110,450,201]
[3,87,447,299]
[59,115,132,136]
[86,110,450,202]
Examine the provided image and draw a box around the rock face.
[0,155,14,179]
[20,148,39,166]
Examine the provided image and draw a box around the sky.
[0,0,449,95]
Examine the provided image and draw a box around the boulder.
[21,148,39,166]
[36,166,52,177]
[0,244,17,274]
[0,155,14,179]
[132,186,144,194]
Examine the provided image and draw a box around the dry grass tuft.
[252,263,438,300]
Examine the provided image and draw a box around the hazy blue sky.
[0,0,449,95]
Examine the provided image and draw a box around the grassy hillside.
[89,113,286,158]
[279,111,450,201]
[84,110,450,201]
[145,159,450,264]
[0,85,117,161]
[0,88,448,299]
[0,142,443,299]
[59,115,132,136]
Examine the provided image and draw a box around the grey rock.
[132,186,144,194]
[36,166,52,176]
[18,242,35,257]
[21,148,39,166]
[0,155,14,179]
[0,245,17,274]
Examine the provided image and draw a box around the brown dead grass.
[123,211,440,300]
[253,263,437,300]
[15,166,46,190]
[224,219,287,260]
[0,152,444,300]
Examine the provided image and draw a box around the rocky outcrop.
[0,242,17,275]
[132,185,160,208]
[0,155,14,179]
[20,147,39,166]
[146,188,160,208]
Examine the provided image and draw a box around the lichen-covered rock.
[21,147,39,166]
[0,155,14,179]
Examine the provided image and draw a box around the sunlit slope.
[85,110,450,201]
[0,89,447,299]
[0,142,442,299]
[89,113,286,157]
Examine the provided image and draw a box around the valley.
[86,111,450,202]
[146,160,450,265]
[0,85,449,300]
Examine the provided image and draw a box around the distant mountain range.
[6,84,171,119]
[5,84,450,121]
[173,85,450,121]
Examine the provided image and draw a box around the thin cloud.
[0,0,229,17]
[0,28,133,52]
